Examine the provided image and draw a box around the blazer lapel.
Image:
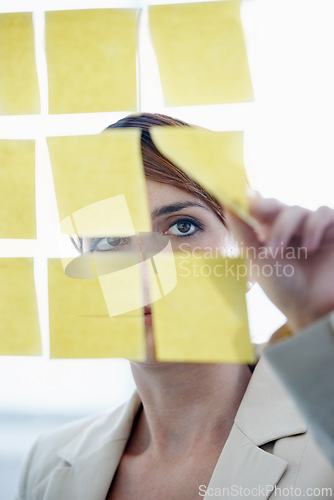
[205,425,287,499]
[34,439,128,500]
[33,391,142,500]
[234,358,307,445]
[205,358,307,500]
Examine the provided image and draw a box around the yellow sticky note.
[47,130,151,235]
[0,140,36,238]
[150,127,250,221]
[152,254,254,363]
[0,13,40,115]
[45,9,138,113]
[0,258,41,356]
[71,196,136,237]
[94,251,143,317]
[48,258,146,360]
[149,1,253,106]
[91,234,177,315]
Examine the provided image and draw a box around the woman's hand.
[226,194,334,332]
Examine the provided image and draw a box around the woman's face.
[81,180,232,253]
[82,180,233,361]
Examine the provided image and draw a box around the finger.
[302,206,334,253]
[225,210,261,251]
[266,205,310,250]
[248,191,286,224]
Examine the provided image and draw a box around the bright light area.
[0,0,334,418]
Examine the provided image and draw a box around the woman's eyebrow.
[152,201,209,219]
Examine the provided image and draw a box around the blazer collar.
[34,391,142,500]
[56,391,142,466]
[204,357,307,500]
[56,358,306,464]
[235,356,307,445]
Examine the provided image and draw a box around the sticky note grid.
[1,3,254,359]
[0,3,253,115]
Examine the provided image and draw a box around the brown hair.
[105,113,226,225]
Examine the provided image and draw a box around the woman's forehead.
[146,179,207,212]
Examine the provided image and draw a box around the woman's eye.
[165,219,200,237]
[92,237,128,252]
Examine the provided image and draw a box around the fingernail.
[246,187,260,199]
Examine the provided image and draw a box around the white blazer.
[16,355,334,500]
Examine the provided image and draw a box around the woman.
[17,114,334,499]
